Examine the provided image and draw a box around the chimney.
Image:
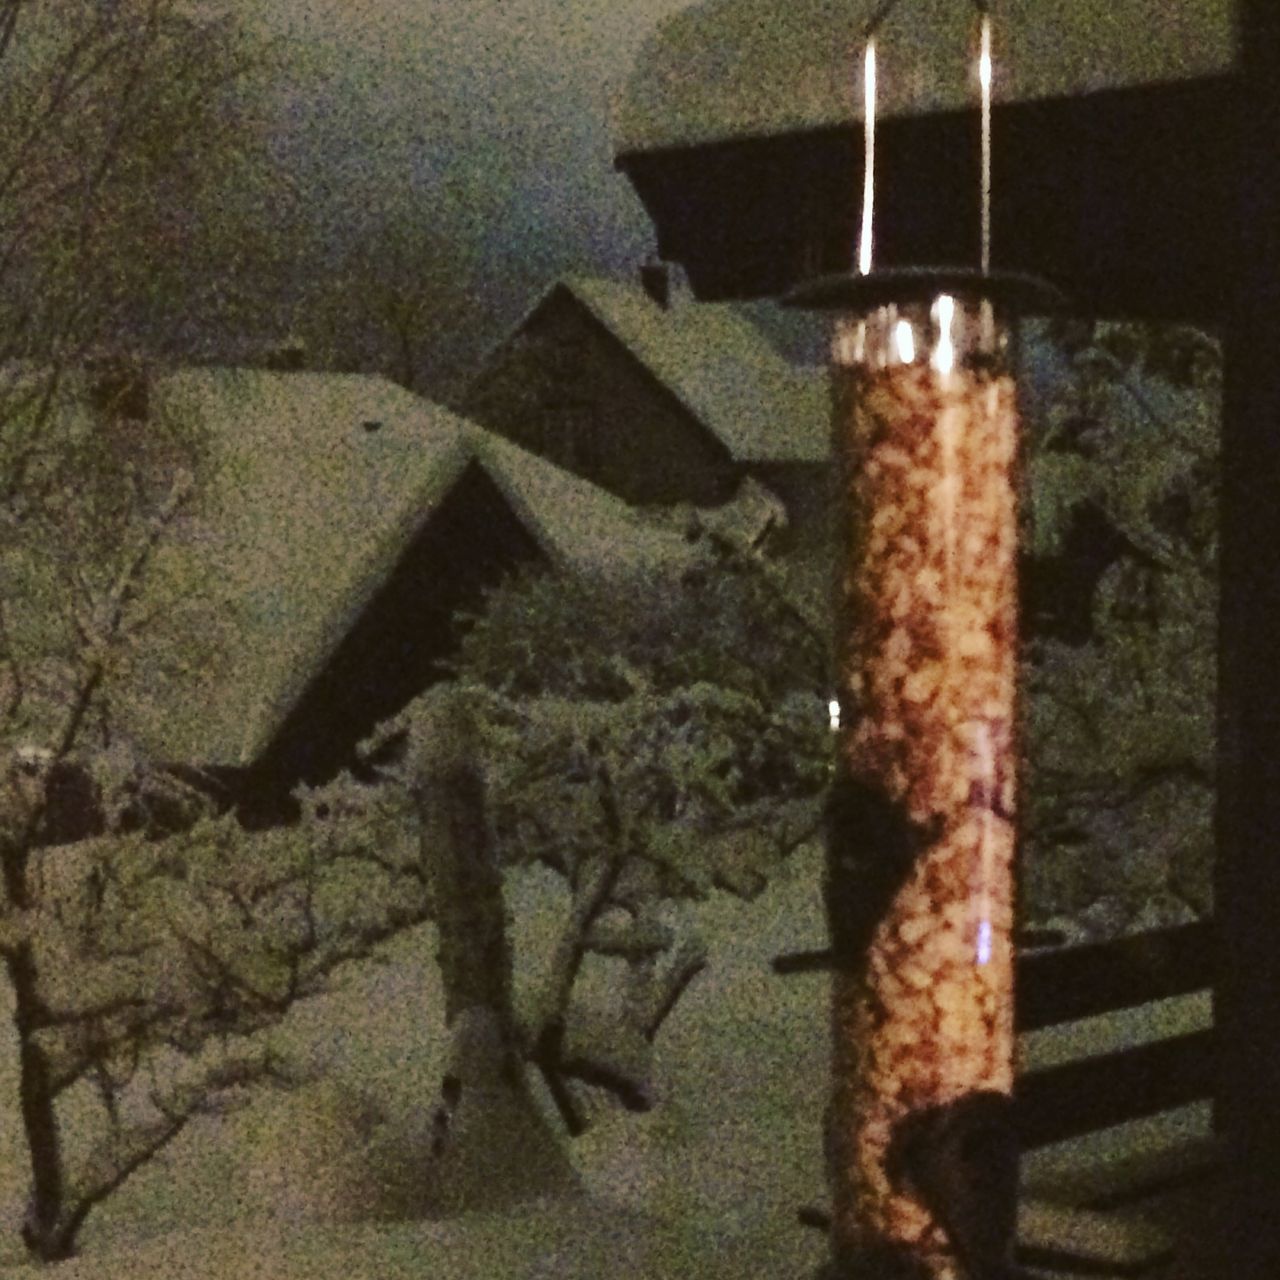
[86,351,149,422]
[639,256,671,310]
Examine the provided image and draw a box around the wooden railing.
[776,919,1218,1272]
[1015,921,1214,1154]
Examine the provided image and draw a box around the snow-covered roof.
[111,370,464,768]
[463,423,697,580]
[549,276,829,464]
[106,369,692,769]
[615,0,1235,156]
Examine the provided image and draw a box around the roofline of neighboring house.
[234,429,699,780]
[242,453,556,799]
[464,277,610,389]
[233,432,476,767]
[234,429,657,772]
[469,277,741,471]
[564,281,831,466]
[462,280,568,389]
[460,451,578,577]
[554,281,741,469]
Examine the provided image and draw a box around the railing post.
[1218,4,1280,1277]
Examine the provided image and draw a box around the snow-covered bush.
[458,538,828,704]
[312,552,833,1151]
[453,544,831,899]
[1020,320,1219,929]
[0,761,430,1261]
[475,684,825,901]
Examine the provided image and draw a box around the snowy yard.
[0,844,831,1278]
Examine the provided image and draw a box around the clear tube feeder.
[789,266,1060,1280]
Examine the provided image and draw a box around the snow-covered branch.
[1,768,433,1260]
[44,1040,286,1258]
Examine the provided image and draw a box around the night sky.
[240,0,695,383]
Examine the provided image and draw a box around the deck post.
[1217,4,1280,1277]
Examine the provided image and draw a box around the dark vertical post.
[1218,4,1280,1277]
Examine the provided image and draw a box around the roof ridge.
[560,275,827,463]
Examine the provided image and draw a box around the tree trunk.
[412,688,516,1034]
[409,687,579,1212]
[5,936,72,1261]
[1,782,73,1259]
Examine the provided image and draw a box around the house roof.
[79,369,693,770]
[462,422,699,578]
[547,275,829,464]
[114,370,468,769]
[615,0,1235,156]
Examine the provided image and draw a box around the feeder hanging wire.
[979,6,992,275]
[853,0,998,276]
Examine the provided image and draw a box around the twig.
[638,936,707,1042]
[773,948,832,976]
[59,1044,277,1245]
[0,596,24,723]
[0,0,20,69]
[554,1051,650,1113]
[530,1023,588,1137]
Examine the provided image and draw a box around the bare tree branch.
[48,470,191,767]
[52,1044,281,1255]
[635,935,708,1043]
[0,1,21,69]
[0,598,24,726]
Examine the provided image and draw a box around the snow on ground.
[0,842,832,1277]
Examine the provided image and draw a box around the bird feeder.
[787,6,1059,1277]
